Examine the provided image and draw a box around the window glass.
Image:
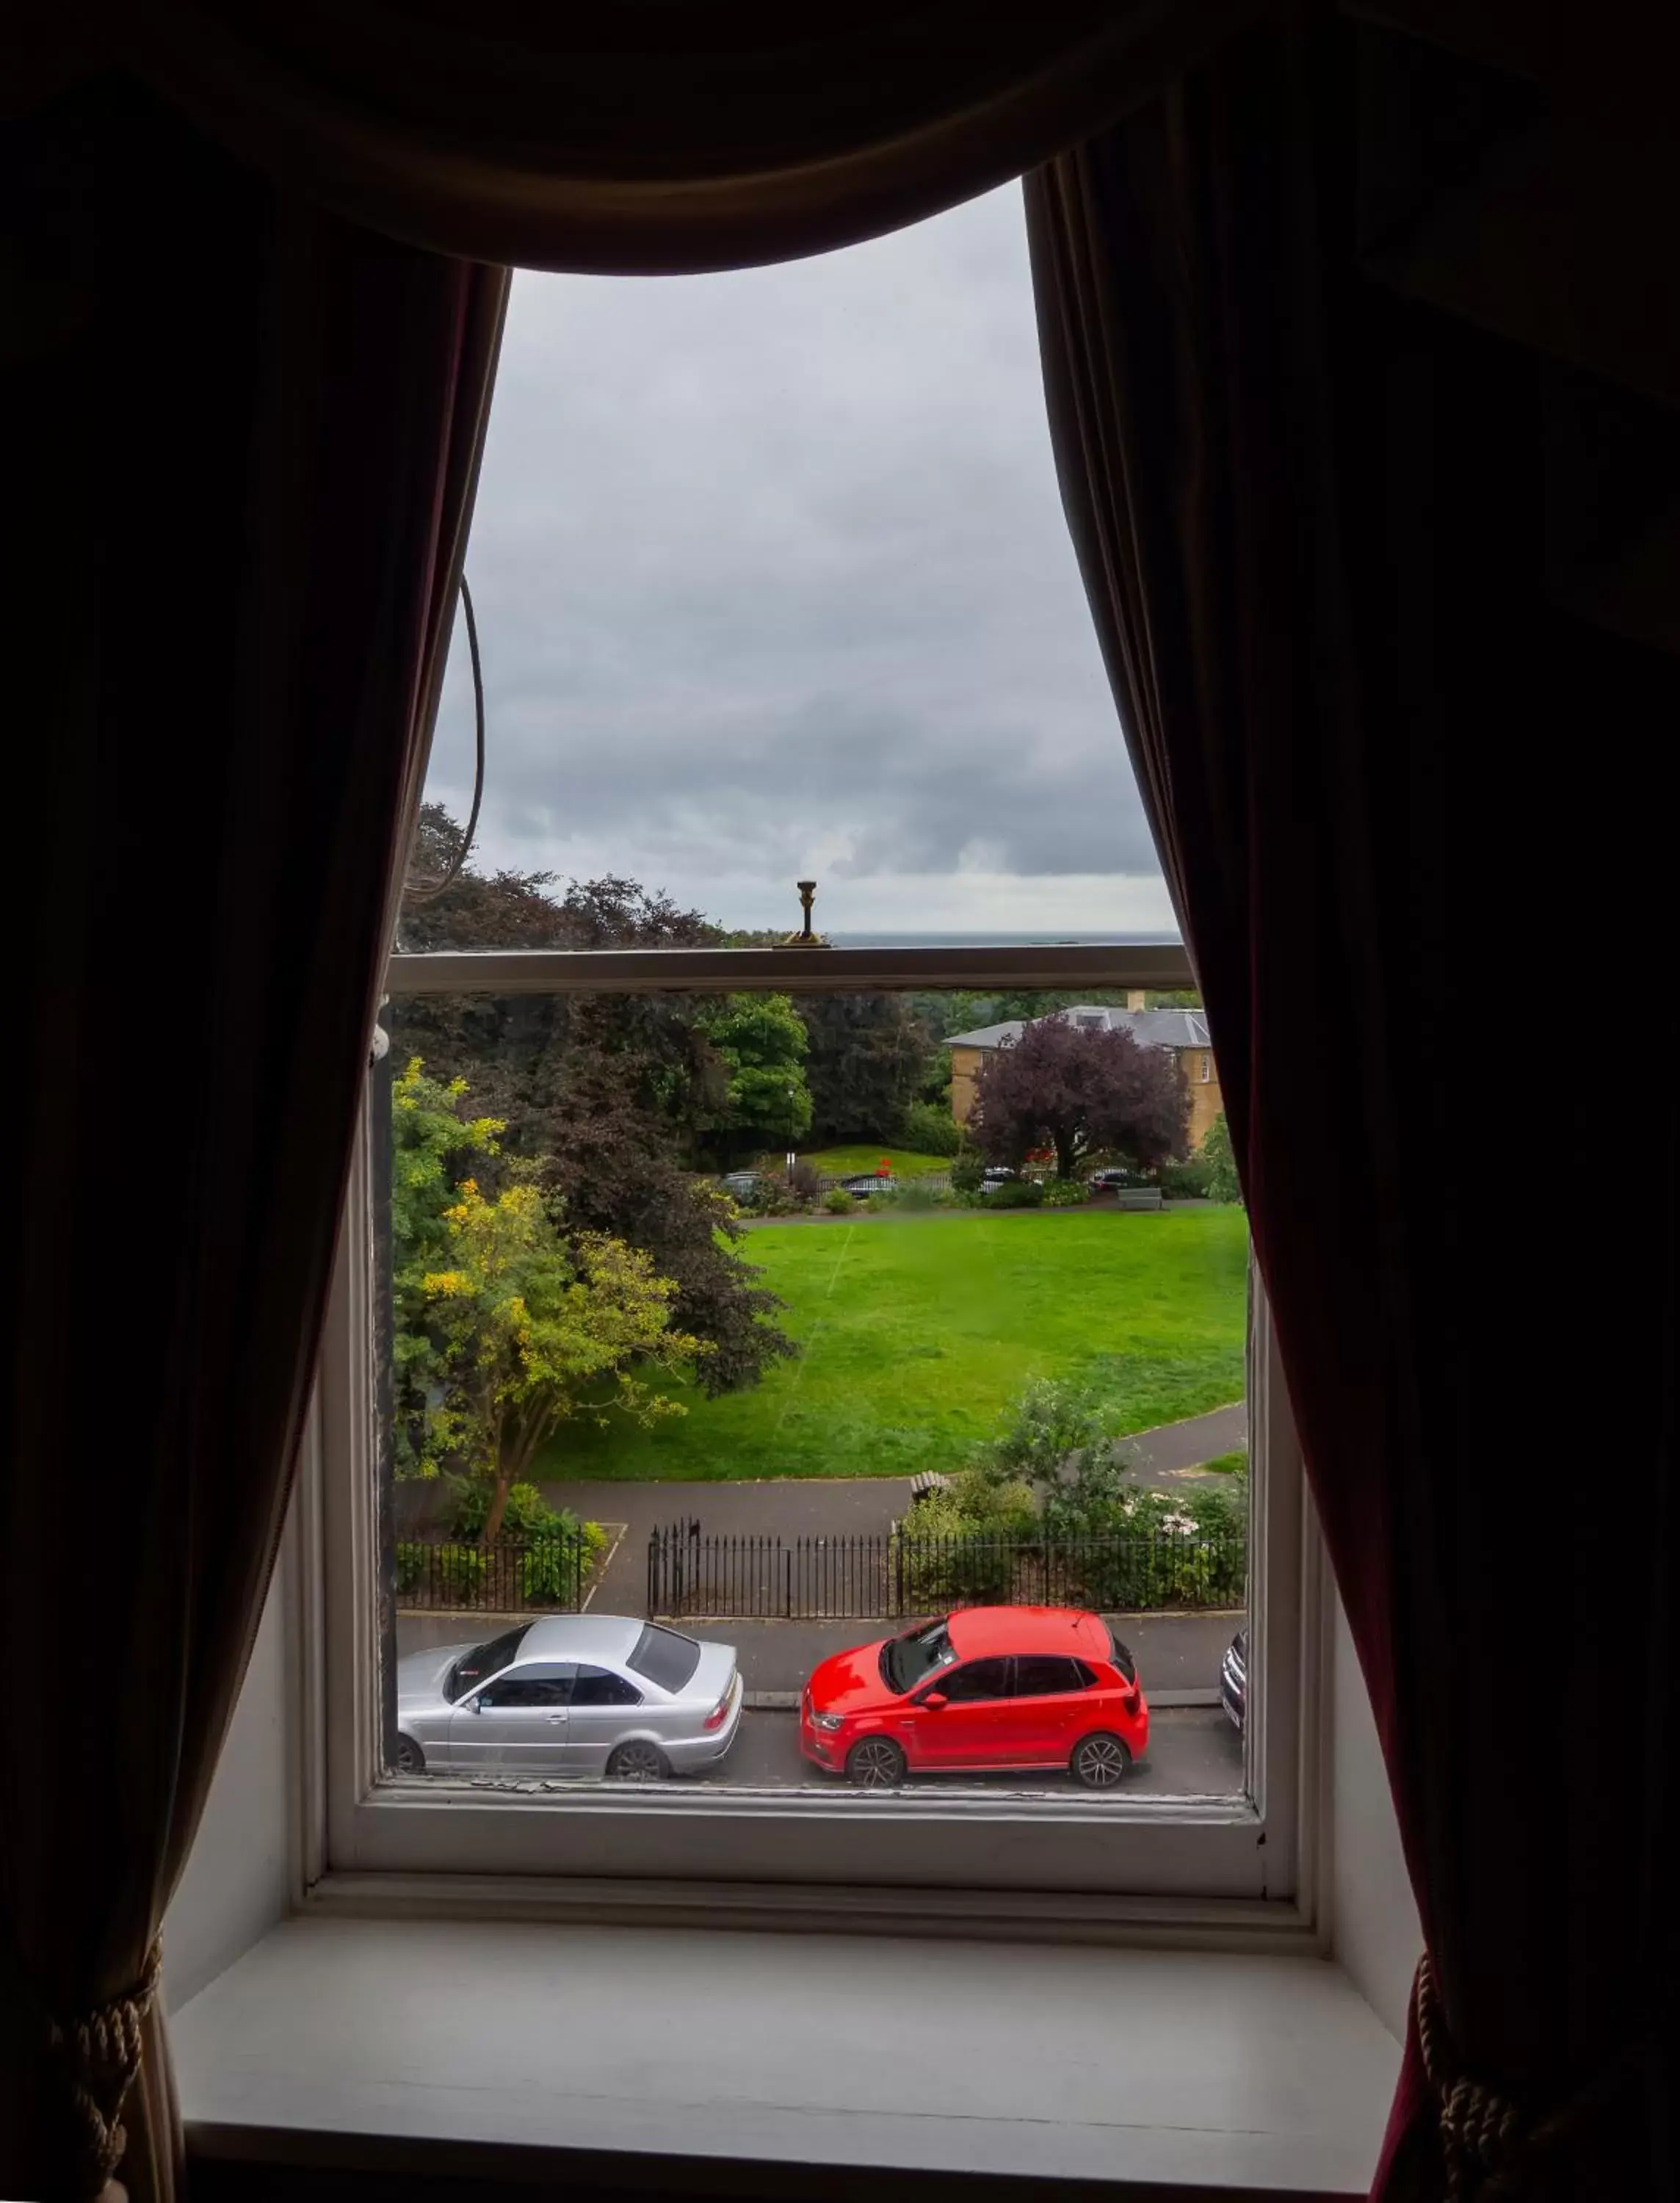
[571,1666,642,1707]
[941,1658,1011,1704]
[477,1675,571,1709]
[445,1624,533,1703]
[626,1626,700,1693]
[1014,1656,1086,1697]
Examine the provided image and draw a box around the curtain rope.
[1413,1953,1627,2201]
[46,1938,164,2196]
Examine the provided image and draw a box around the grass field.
[797,1145,951,1179]
[540,1206,1249,1484]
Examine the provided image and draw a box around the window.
[477,1671,573,1710]
[1200,1052,1213,1083]
[940,1659,1011,1703]
[314,186,1314,1923]
[1014,1656,1087,1697]
[571,1667,642,1707]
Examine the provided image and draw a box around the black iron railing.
[645,1522,1245,1621]
[394,1536,590,1613]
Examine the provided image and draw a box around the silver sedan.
[394,1613,742,1781]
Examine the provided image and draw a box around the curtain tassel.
[1413,1953,1619,2201]
[46,1938,163,2202]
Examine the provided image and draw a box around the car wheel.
[394,1734,425,1776]
[607,1739,670,1782]
[1071,1732,1132,1790]
[845,1735,907,1789]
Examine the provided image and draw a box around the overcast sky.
[424,183,1170,936]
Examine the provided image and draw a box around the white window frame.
[304,940,1323,1947]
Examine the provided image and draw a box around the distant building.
[944,993,1223,1151]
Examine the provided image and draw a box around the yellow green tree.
[419,1175,708,1541]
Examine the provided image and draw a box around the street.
[687,1704,1243,1793]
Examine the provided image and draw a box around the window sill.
[173,1916,1401,2199]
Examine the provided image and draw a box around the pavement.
[395,1605,1242,1701]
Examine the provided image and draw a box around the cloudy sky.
[424,182,1170,936]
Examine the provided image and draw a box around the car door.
[1008,1655,1096,1767]
[447,1663,575,1773]
[908,1656,1013,1769]
[563,1663,647,1774]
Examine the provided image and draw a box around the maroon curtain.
[1028,8,1676,2198]
[1,75,505,2201]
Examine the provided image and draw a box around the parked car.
[800,1606,1147,1789]
[1220,1627,1248,1733]
[720,1171,761,1201]
[977,1167,1021,1196]
[1088,1166,1153,1191]
[394,1614,741,1781]
[841,1173,895,1199]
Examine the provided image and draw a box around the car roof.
[945,1606,1110,1662]
[513,1613,648,1666]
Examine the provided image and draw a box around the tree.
[694,993,811,1165]
[969,1015,1188,1179]
[419,1173,706,1541]
[795,992,935,1146]
[1201,1110,1242,1203]
[386,811,797,1391]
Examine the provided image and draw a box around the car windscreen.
[627,1624,701,1693]
[883,1618,956,1693]
[446,1623,532,1703]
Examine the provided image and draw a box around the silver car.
[394,1613,742,1781]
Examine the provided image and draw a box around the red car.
[800,1606,1147,1789]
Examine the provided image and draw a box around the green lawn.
[540,1207,1248,1484]
[797,1144,952,1179]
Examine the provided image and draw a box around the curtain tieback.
[46,1937,164,2199]
[1413,1953,1619,2201]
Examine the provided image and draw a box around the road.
[689,1706,1243,1793]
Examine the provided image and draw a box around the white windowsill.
[173,1917,1401,2198]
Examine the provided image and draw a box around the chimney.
[1125,989,1147,1012]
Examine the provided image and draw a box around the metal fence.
[394,1536,590,1613]
[645,1522,1246,1621]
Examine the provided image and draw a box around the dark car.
[1220,1628,1248,1733]
[841,1173,895,1199]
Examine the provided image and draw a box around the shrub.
[894,1178,950,1211]
[395,1541,489,1606]
[450,1477,565,1541]
[1041,1176,1089,1207]
[519,1519,608,1605]
[892,1494,1018,1607]
[948,1151,985,1195]
[897,1102,962,1157]
[1159,1156,1214,1199]
[786,1159,825,1204]
[1201,1111,1242,1204]
[823,1187,854,1214]
[985,1176,1043,1208]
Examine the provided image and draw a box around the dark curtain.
[1028,7,1676,2197]
[0,76,507,2202]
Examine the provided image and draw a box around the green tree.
[420,1174,706,1541]
[1202,1110,1242,1203]
[695,993,812,1163]
[794,992,933,1146]
[390,1060,507,1482]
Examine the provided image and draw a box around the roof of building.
[943,1005,1212,1052]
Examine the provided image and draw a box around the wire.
[404,570,485,903]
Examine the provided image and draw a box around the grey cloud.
[427,185,1161,920]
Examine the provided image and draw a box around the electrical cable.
[404,569,485,902]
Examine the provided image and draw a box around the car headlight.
[811,1710,845,1732]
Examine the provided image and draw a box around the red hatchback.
[800,1606,1148,1789]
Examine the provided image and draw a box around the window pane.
[571,1667,642,1707]
[942,1659,1010,1704]
[1015,1657,1085,1697]
[383,985,1249,1802]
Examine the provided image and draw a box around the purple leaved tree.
[970,1018,1189,1179]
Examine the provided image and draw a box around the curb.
[744,1686,1221,1713]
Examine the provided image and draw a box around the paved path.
[1127,1402,1248,1487]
